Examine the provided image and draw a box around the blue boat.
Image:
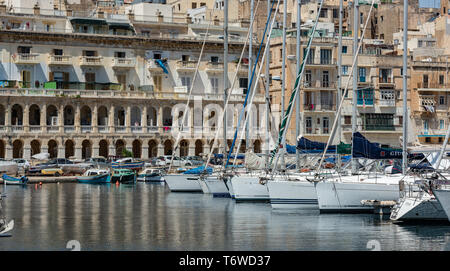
[1,174,29,185]
[111,158,144,171]
[76,169,110,184]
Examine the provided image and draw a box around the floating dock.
[0,176,78,184]
[361,200,397,215]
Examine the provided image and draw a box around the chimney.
[157,11,163,23]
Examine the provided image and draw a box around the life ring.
[301,168,310,172]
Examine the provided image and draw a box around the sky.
[419,0,441,8]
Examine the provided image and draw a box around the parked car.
[41,167,64,177]
[155,156,185,167]
[28,158,73,175]
[84,157,109,168]
[182,156,204,166]
[13,158,30,171]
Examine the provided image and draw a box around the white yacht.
[164,174,202,192]
[432,186,450,222]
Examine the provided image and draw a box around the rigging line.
[231,0,283,167]
[203,0,262,171]
[315,0,377,176]
[225,0,278,168]
[168,3,219,172]
[269,0,325,173]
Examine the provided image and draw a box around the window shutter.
[49,72,54,81]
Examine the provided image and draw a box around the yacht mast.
[281,0,287,169]
[351,0,359,175]
[246,0,254,153]
[296,0,302,169]
[336,0,343,169]
[223,0,229,166]
[402,0,408,173]
[265,0,271,166]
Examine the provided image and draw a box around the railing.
[303,103,336,111]
[417,82,450,89]
[13,53,40,64]
[48,55,72,65]
[29,125,42,132]
[47,126,59,132]
[64,126,75,133]
[0,126,5,132]
[112,58,136,67]
[147,126,158,133]
[379,99,395,106]
[79,56,102,66]
[81,125,92,132]
[304,127,329,135]
[305,58,337,66]
[131,126,143,133]
[206,62,224,71]
[362,125,396,131]
[11,125,23,132]
[98,126,108,133]
[176,60,197,69]
[115,126,126,133]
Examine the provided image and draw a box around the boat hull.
[315,181,399,213]
[77,173,110,184]
[267,180,318,210]
[231,176,269,202]
[137,174,165,182]
[432,189,450,222]
[111,174,136,184]
[2,174,28,185]
[204,176,230,197]
[164,174,202,192]
[391,196,447,221]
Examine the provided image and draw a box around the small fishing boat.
[111,169,136,184]
[0,193,13,237]
[76,169,110,184]
[137,168,165,182]
[1,174,29,185]
[111,157,144,171]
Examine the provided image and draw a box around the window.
[304,48,314,64]
[440,95,446,105]
[117,74,126,90]
[322,71,329,87]
[319,8,328,18]
[342,65,349,75]
[192,3,197,9]
[53,49,63,56]
[239,78,248,93]
[333,9,338,18]
[182,55,190,61]
[115,52,126,58]
[85,73,95,90]
[210,78,219,94]
[418,40,423,47]
[181,77,191,88]
[342,46,347,54]
[359,67,366,82]
[305,117,312,134]
[210,56,219,63]
[399,116,403,127]
[344,116,351,125]
[357,88,374,106]
[380,90,395,106]
[18,46,31,54]
[323,117,329,134]
[423,74,428,88]
[153,53,161,60]
[360,12,364,24]
[440,120,445,130]
[439,75,445,85]
[379,68,392,83]
[320,49,332,64]
[361,113,394,131]
[305,70,312,86]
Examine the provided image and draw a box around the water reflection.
[0,183,449,251]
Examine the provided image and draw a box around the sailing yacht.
[432,186,450,222]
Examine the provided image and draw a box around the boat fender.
[259,177,268,185]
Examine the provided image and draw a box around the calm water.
[1,182,450,251]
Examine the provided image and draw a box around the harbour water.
[1,182,450,251]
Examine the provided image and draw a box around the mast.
[223,0,229,166]
[265,0,271,166]
[336,0,343,169]
[351,0,359,175]
[247,0,254,153]
[402,0,408,173]
[296,0,301,169]
[281,0,287,169]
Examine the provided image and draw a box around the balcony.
[378,77,395,88]
[176,61,197,72]
[48,55,72,66]
[79,56,103,66]
[98,126,108,133]
[112,58,136,69]
[29,125,42,133]
[234,62,249,75]
[47,126,59,133]
[148,60,165,74]
[304,81,337,89]
[206,62,224,74]
[115,126,126,133]
[379,99,395,107]
[64,126,75,133]
[131,126,143,133]
[417,82,450,92]
[11,125,24,133]
[305,58,337,67]
[147,126,158,133]
[81,125,92,133]
[303,103,336,111]
[419,94,436,113]
[13,53,40,65]
[304,127,330,135]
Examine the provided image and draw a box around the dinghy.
[76,169,110,184]
[1,174,29,185]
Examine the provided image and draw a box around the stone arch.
[48,139,58,158]
[115,106,126,126]
[11,104,23,125]
[195,140,203,156]
[0,140,5,158]
[64,105,75,126]
[65,140,75,159]
[80,105,92,126]
[203,104,221,132]
[254,140,261,153]
[148,140,158,158]
[29,104,40,126]
[115,139,126,156]
[99,139,109,158]
[46,105,58,126]
[13,139,23,158]
[97,106,108,126]
[0,104,5,126]
[164,139,173,155]
[30,139,41,156]
[180,139,189,157]
[132,139,141,158]
[131,106,141,127]
[81,139,92,159]
[147,107,157,127]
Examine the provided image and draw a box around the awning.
[108,22,134,31]
[70,18,107,25]
[418,134,445,137]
